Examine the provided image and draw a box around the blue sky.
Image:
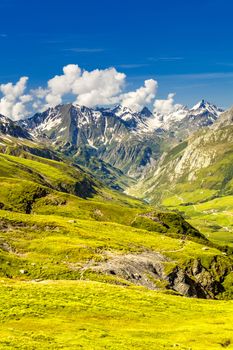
[0,0,233,110]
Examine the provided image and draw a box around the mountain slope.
[1,101,233,349]
[17,100,223,186]
[150,100,223,141]
[128,105,233,206]
[1,279,233,349]
[0,113,31,139]
[19,103,163,179]
[1,132,233,298]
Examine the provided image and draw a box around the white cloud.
[73,68,126,107]
[42,64,126,107]
[45,64,81,107]
[19,94,33,103]
[0,64,162,119]
[43,65,126,108]
[0,77,28,101]
[153,93,182,114]
[120,79,158,112]
[30,87,49,112]
[31,87,48,100]
[0,77,30,120]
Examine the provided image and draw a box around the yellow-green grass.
[163,196,233,247]
[0,177,145,220]
[32,189,148,222]
[0,209,227,282]
[1,129,233,349]
[1,164,226,293]
[0,153,85,185]
[0,279,232,349]
[0,150,146,214]
[162,189,218,207]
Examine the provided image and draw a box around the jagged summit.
[0,91,229,183]
[16,103,161,178]
[140,106,153,118]
[12,99,224,183]
[0,113,31,139]
[190,99,223,115]
[128,102,233,208]
[147,99,223,133]
[191,99,207,110]
[110,105,139,123]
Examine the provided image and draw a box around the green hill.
[126,107,233,251]
[0,132,233,349]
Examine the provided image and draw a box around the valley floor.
[163,195,233,248]
[0,141,233,349]
[0,279,233,350]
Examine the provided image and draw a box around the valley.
[2,0,233,348]
[0,100,233,349]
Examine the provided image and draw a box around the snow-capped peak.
[108,104,140,123]
[144,104,188,131]
[111,104,134,117]
[190,99,223,116]
[142,99,224,132]
[191,99,207,111]
[140,106,153,118]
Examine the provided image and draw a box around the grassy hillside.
[0,133,134,191]
[0,280,233,350]
[163,195,233,248]
[127,124,233,205]
[1,135,233,349]
[126,118,233,250]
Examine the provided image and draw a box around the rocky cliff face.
[213,106,233,129]
[17,100,222,184]
[82,250,231,299]
[167,256,229,299]
[19,103,163,179]
[0,114,31,139]
[127,106,233,203]
[151,100,222,136]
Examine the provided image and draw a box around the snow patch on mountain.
[190,99,223,116]
[38,116,62,132]
[15,100,224,149]
[144,100,223,131]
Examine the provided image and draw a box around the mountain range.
[127,104,233,205]
[0,99,229,198]
[1,95,233,335]
[2,99,217,188]
[0,99,228,196]
[1,98,232,201]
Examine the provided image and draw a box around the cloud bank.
[0,64,177,120]
[153,93,182,114]
[121,79,158,112]
[0,77,32,120]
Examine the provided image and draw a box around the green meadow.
[0,137,233,349]
[163,195,233,248]
[0,280,233,350]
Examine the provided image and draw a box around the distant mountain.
[19,99,223,141]
[0,114,31,139]
[127,105,233,205]
[14,99,223,190]
[20,104,135,147]
[181,99,223,131]
[19,103,162,179]
[213,106,233,129]
[147,100,223,140]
